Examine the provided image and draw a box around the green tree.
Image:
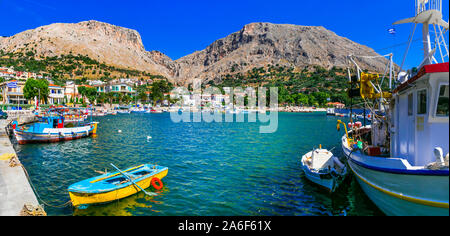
[308,94,318,106]
[106,92,115,105]
[122,94,132,104]
[97,93,107,105]
[296,93,309,106]
[136,85,149,104]
[23,78,49,104]
[77,86,87,104]
[150,80,172,105]
[85,87,98,104]
[311,92,330,107]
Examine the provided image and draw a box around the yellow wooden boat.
[68,164,168,208]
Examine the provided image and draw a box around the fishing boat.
[12,108,98,144]
[301,145,347,192]
[92,110,107,116]
[130,107,145,113]
[116,106,131,114]
[339,0,449,216]
[326,108,336,116]
[106,110,117,115]
[149,108,163,113]
[68,164,168,208]
[116,109,130,114]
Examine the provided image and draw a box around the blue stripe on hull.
[348,156,449,176]
[349,160,449,216]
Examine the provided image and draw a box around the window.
[417,90,427,114]
[436,85,449,117]
[408,93,413,116]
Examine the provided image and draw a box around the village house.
[0,80,28,105]
[64,81,82,103]
[106,81,135,95]
[48,84,65,104]
[326,102,345,108]
[0,67,17,80]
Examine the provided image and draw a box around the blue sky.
[1,0,448,70]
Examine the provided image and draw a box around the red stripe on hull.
[17,134,93,144]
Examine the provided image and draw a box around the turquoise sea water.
[15,112,383,216]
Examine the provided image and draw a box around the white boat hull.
[14,125,95,144]
[301,149,346,192]
[301,163,335,192]
[342,136,449,216]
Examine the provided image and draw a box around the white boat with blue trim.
[301,146,347,192]
[340,0,449,216]
[12,107,99,144]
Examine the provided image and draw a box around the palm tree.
[106,92,115,106]
[122,94,132,105]
[116,93,124,105]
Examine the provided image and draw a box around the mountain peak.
[1,21,389,85]
[173,22,388,85]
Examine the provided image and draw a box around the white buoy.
[118,130,122,133]
[147,136,152,140]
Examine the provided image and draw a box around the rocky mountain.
[0,20,176,79]
[1,21,390,85]
[173,22,390,85]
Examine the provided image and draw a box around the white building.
[48,84,65,104]
[64,81,81,103]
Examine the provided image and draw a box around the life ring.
[151,177,163,190]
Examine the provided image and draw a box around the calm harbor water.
[15,112,383,216]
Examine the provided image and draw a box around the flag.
[7,81,17,88]
[387,27,396,35]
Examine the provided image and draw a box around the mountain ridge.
[0,20,391,85]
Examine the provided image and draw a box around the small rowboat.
[301,146,347,192]
[68,164,168,208]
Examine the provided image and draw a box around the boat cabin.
[390,62,449,167]
[26,116,64,133]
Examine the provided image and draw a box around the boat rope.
[374,38,423,52]
[350,53,393,59]
[20,164,72,208]
[20,203,47,216]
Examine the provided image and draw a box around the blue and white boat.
[301,146,347,192]
[340,0,449,216]
[12,108,98,144]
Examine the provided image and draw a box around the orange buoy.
[151,177,163,190]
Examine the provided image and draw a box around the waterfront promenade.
[0,119,42,216]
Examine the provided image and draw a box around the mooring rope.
[20,164,72,208]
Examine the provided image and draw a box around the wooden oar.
[110,163,156,196]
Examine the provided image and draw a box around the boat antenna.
[393,0,449,73]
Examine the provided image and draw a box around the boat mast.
[394,0,449,71]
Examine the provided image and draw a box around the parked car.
[0,109,8,119]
